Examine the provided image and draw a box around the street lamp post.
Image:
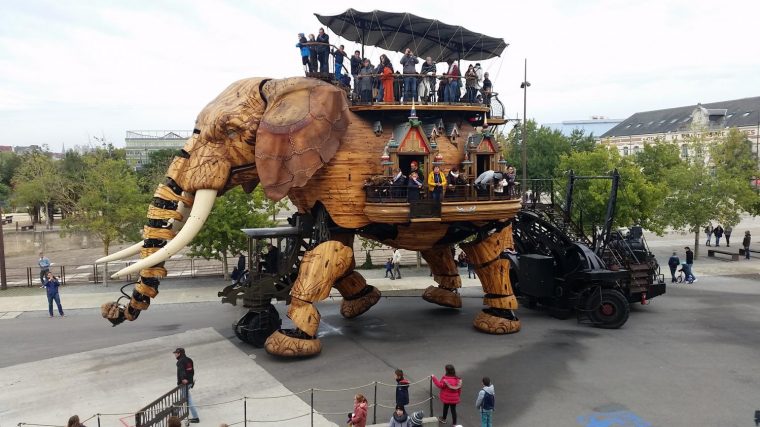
[520,58,530,198]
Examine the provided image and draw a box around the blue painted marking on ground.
[577,410,652,427]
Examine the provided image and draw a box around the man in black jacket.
[174,348,199,423]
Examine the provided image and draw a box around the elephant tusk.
[96,194,192,264]
[95,242,144,264]
[112,189,218,279]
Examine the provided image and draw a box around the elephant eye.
[227,129,238,139]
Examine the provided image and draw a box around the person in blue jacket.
[296,33,312,73]
[43,271,64,317]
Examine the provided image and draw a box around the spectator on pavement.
[713,224,724,247]
[743,231,751,260]
[432,364,462,426]
[684,247,696,283]
[395,369,410,412]
[38,252,51,286]
[392,248,402,279]
[174,347,199,423]
[389,405,411,427]
[667,251,680,283]
[475,376,495,427]
[44,271,64,318]
[67,415,85,427]
[704,223,713,246]
[348,393,368,427]
[410,411,424,426]
[724,225,733,247]
[385,258,394,279]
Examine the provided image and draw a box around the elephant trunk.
[103,179,216,326]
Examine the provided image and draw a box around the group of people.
[296,28,331,74]
[668,247,697,284]
[385,248,403,280]
[347,365,495,427]
[704,222,752,259]
[352,50,493,105]
[384,162,516,204]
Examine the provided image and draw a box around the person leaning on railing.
[419,57,437,103]
[358,58,375,103]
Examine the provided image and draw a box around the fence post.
[97,414,101,427]
[191,258,195,278]
[373,381,377,424]
[93,264,99,284]
[60,265,65,286]
[244,398,247,427]
[429,376,434,417]
[104,262,108,287]
[26,267,31,287]
[310,388,314,427]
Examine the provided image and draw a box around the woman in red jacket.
[349,393,368,427]
[432,364,462,425]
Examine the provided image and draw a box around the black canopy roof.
[315,9,508,62]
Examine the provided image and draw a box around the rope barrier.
[172,396,244,408]
[375,396,433,410]
[312,381,376,392]
[245,413,310,423]
[376,375,432,387]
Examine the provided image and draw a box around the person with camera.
[43,271,64,317]
[174,347,200,423]
[400,48,419,103]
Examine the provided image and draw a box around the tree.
[504,120,571,179]
[558,145,669,235]
[568,128,597,152]
[188,187,276,280]
[61,157,147,255]
[659,130,760,256]
[11,152,62,228]
[634,140,683,183]
[137,149,179,193]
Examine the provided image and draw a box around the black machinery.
[508,170,666,328]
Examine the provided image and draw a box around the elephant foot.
[422,286,462,308]
[473,308,521,334]
[264,329,322,357]
[341,285,381,318]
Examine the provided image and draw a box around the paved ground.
[1,216,758,427]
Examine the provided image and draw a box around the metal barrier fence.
[135,385,188,427]
[6,256,233,288]
[16,377,435,427]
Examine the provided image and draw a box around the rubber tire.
[587,289,629,329]
[236,304,282,347]
[676,275,683,283]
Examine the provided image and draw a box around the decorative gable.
[397,126,431,154]
[476,136,497,153]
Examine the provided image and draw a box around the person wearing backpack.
[475,376,495,427]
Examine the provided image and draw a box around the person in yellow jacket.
[427,165,447,202]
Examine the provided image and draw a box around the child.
[388,405,411,427]
[475,377,495,427]
[395,369,410,412]
[385,258,394,279]
[432,364,462,425]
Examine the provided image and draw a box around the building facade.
[600,97,760,158]
[124,130,191,169]
[543,117,622,138]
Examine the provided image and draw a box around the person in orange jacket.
[427,165,447,202]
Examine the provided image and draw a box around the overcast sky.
[2,0,759,150]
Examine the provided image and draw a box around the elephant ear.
[255,78,350,201]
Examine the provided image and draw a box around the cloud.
[1,0,759,147]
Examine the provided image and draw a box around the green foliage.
[137,149,179,193]
[61,156,147,255]
[0,152,22,187]
[558,146,669,234]
[358,236,384,269]
[568,129,597,152]
[503,120,571,178]
[634,140,682,183]
[658,131,760,255]
[188,187,276,267]
[11,152,62,226]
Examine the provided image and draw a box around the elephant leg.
[421,246,462,308]
[334,271,381,318]
[461,225,521,334]
[264,240,353,357]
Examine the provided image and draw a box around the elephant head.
[97,77,349,324]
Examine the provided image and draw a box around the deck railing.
[364,178,519,203]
